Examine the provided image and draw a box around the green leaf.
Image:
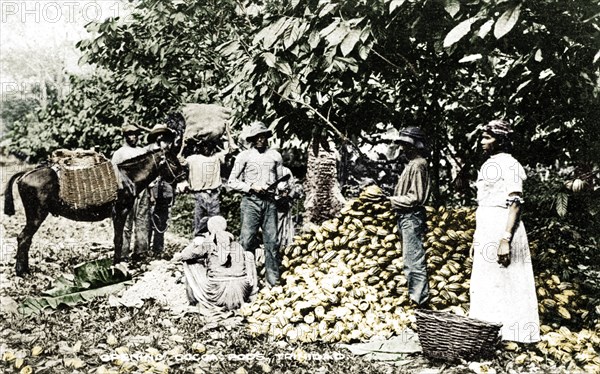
[444,0,460,18]
[444,18,476,48]
[282,77,301,99]
[340,30,361,57]
[319,3,338,18]
[556,193,568,217]
[308,30,321,49]
[539,68,555,80]
[172,12,186,25]
[319,20,340,39]
[389,0,406,14]
[477,19,494,38]
[263,52,277,68]
[283,19,303,50]
[263,18,292,49]
[78,54,90,66]
[276,62,293,76]
[358,40,374,60]
[458,54,482,63]
[18,259,131,316]
[494,4,522,39]
[325,24,350,47]
[359,24,372,42]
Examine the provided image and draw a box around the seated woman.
[177,216,258,311]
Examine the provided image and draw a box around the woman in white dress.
[177,216,258,311]
[469,119,540,343]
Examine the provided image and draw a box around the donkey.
[4,148,186,276]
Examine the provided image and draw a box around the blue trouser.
[194,190,221,237]
[122,189,150,258]
[397,208,429,305]
[239,194,280,286]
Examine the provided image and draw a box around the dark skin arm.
[497,192,522,267]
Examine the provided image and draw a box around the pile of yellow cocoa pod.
[239,185,598,371]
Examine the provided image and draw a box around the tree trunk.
[302,140,346,226]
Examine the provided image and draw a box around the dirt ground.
[0,156,562,374]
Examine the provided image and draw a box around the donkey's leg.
[112,206,130,264]
[16,209,48,276]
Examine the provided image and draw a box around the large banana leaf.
[19,258,132,316]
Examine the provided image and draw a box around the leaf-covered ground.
[0,157,582,373]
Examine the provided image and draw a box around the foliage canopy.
[4,0,599,205]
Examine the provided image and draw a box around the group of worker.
[112,120,298,306]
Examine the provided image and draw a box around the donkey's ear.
[166,136,183,157]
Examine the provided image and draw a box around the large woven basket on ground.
[53,149,118,209]
[415,309,502,362]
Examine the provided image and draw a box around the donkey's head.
[158,150,187,184]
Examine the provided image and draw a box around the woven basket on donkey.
[54,150,118,209]
[415,309,502,362]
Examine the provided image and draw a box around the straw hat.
[397,127,427,150]
[244,121,272,141]
[121,124,141,135]
[147,124,174,143]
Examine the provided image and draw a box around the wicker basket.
[415,309,502,362]
[58,160,118,209]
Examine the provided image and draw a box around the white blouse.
[476,153,526,208]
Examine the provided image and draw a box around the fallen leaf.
[58,341,72,355]
[259,362,272,373]
[154,362,169,373]
[14,357,24,368]
[192,342,206,354]
[146,347,161,356]
[169,334,185,343]
[31,346,43,356]
[19,366,33,374]
[106,334,118,346]
[0,297,19,315]
[64,357,86,369]
[115,346,129,354]
[96,364,119,374]
[167,345,184,356]
[2,351,16,362]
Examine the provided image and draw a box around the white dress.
[180,232,258,311]
[469,153,540,343]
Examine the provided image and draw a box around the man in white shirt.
[112,124,147,165]
[111,124,150,260]
[228,121,284,287]
[184,140,228,237]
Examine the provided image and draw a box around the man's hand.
[176,182,189,194]
[497,239,511,267]
[251,184,265,194]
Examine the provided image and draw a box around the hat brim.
[397,135,426,150]
[122,125,141,134]
[148,129,174,143]
[245,129,272,141]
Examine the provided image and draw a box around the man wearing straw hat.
[228,121,285,287]
[388,126,431,309]
[111,123,151,260]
